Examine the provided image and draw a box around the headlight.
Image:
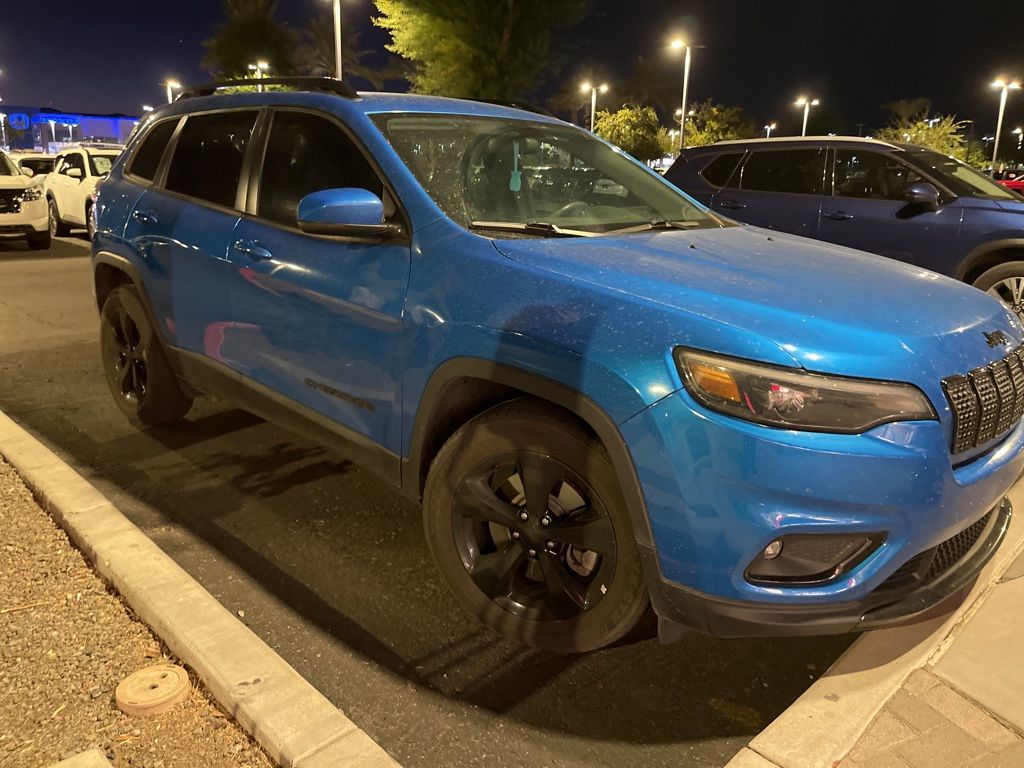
[21,185,44,202]
[674,348,936,433]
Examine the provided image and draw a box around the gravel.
[0,459,275,768]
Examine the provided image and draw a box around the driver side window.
[833,150,922,201]
[257,111,386,227]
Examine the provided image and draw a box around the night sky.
[2,0,1022,136]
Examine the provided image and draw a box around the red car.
[1000,173,1024,192]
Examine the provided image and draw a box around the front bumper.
[621,387,1024,637]
[0,196,48,236]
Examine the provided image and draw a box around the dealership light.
[580,82,609,133]
[164,79,181,104]
[990,78,1021,175]
[795,96,820,137]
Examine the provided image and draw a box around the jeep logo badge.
[985,330,1010,348]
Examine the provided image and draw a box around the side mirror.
[905,181,940,211]
[20,166,35,178]
[66,167,84,179]
[297,188,400,238]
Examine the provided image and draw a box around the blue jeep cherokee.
[665,137,1024,318]
[91,78,1024,653]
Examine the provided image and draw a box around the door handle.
[131,209,158,226]
[823,210,854,221]
[719,200,747,210]
[232,239,273,262]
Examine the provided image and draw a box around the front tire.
[973,261,1024,321]
[423,400,649,653]
[86,202,95,241]
[49,198,71,237]
[99,285,192,426]
[26,231,51,250]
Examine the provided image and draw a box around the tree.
[594,106,664,163]
[202,0,301,79]
[622,55,678,114]
[874,115,986,167]
[881,98,931,122]
[373,0,588,99]
[300,16,405,89]
[683,99,757,147]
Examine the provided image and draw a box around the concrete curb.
[0,410,399,768]
[727,482,1024,768]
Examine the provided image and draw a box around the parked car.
[9,151,56,178]
[666,137,1024,317]
[1000,171,1024,194]
[0,149,50,249]
[92,79,1024,652]
[45,143,121,239]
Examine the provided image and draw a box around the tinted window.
[904,149,1017,200]
[701,153,743,187]
[833,150,922,200]
[258,111,383,226]
[165,111,258,208]
[129,120,177,181]
[19,158,54,175]
[59,153,85,175]
[741,149,825,194]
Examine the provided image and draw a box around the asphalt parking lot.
[0,235,854,768]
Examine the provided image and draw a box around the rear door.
[122,109,259,364]
[223,108,410,454]
[817,148,962,268]
[713,147,826,238]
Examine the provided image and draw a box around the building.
[0,106,140,151]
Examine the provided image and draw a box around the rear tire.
[49,198,71,237]
[99,285,192,426]
[26,231,51,250]
[423,399,649,653]
[86,202,95,241]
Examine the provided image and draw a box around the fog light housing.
[746,533,885,585]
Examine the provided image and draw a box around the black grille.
[0,190,21,215]
[943,347,1024,454]
[924,509,993,582]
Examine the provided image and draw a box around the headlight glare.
[675,348,936,433]
[21,185,44,202]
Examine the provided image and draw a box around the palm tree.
[202,0,301,78]
[300,17,406,89]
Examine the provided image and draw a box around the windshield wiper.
[468,220,595,237]
[603,219,702,235]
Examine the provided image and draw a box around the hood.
[0,173,36,190]
[493,225,1022,387]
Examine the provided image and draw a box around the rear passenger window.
[257,111,384,226]
[741,149,825,195]
[165,111,258,208]
[129,120,178,182]
[701,153,743,187]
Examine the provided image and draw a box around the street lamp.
[248,61,270,92]
[1014,127,1023,151]
[764,122,777,138]
[991,79,1021,175]
[795,96,820,137]
[580,82,608,133]
[669,38,693,151]
[165,79,181,104]
[0,112,7,150]
[142,105,154,113]
[327,0,343,80]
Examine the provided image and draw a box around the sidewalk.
[838,552,1024,768]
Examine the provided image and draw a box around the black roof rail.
[177,77,359,101]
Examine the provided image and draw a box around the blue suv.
[665,137,1024,318]
[91,78,1024,653]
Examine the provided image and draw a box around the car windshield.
[372,113,718,235]
[905,149,1018,200]
[20,158,54,175]
[0,153,17,176]
[89,154,117,177]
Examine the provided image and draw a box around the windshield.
[89,154,117,177]
[19,158,54,175]
[372,113,717,235]
[0,153,17,176]
[905,149,1018,200]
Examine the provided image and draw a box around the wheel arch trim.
[956,238,1024,282]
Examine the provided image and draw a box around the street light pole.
[670,40,692,151]
[248,61,270,93]
[332,0,343,80]
[581,82,608,133]
[764,122,777,138]
[165,80,181,104]
[795,96,820,137]
[0,113,7,150]
[991,79,1021,176]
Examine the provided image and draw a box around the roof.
[696,135,901,150]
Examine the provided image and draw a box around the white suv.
[0,150,49,249]
[46,144,121,239]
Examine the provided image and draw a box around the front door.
[817,148,962,269]
[223,109,410,454]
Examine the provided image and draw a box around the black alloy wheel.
[105,305,148,403]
